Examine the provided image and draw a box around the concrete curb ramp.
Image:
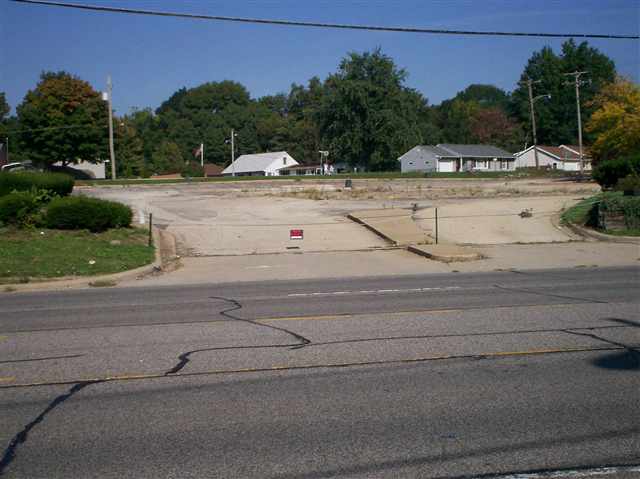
[348,208,482,262]
[347,209,430,246]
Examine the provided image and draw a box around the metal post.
[231,129,236,177]
[201,143,204,167]
[435,207,438,245]
[148,213,153,247]
[107,75,116,180]
[5,136,8,164]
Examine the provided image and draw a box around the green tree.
[0,92,9,123]
[150,141,183,174]
[511,40,616,145]
[319,48,425,171]
[156,81,259,166]
[114,115,146,178]
[16,71,108,168]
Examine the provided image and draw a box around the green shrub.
[0,190,49,227]
[592,155,640,188]
[0,171,74,197]
[44,196,133,232]
[616,174,640,193]
[601,194,640,230]
[181,161,204,178]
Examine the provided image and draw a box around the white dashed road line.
[287,286,461,298]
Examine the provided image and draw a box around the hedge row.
[0,191,43,226]
[0,171,75,197]
[44,196,133,232]
[600,194,640,230]
[592,155,640,188]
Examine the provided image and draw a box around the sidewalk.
[121,241,639,287]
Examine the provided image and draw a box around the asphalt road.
[1,266,639,478]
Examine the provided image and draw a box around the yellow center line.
[0,345,621,390]
[0,377,16,383]
[257,302,579,323]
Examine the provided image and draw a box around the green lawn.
[0,227,155,282]
[561,194,603,226]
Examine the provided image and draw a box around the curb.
[563,221,640,245]
[407,245,484,263]
[346,213,398,246]
[1,227,172,293]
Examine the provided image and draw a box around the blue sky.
[2,0,638,115]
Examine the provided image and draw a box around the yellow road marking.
[0,377,16,383]
[0,345,620,390]
[0,336,8,341]
[257,303,578,323]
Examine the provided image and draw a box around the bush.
[616,174,640,193]
[0,171,74,197]
[601,194,640,230]
[0,190,50,227]
[44,196,133,232]
[181,161,204,178]
[592,155,640,188]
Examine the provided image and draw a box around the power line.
[11,0,639,40]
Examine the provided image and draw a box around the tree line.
[1,40,634,177]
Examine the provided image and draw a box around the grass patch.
[561,194,604,226]
[0,227,155,282]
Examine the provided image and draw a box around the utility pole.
[564,71,588,177]
[230,128,236,176]
[519,78,542,169]
[106,75,116,180]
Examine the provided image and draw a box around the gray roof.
[437,144,514,158]
[221,151,298,174]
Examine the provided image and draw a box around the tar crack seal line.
[164,295,311,375]
[0,380,102,476]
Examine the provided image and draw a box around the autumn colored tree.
[16,71,108,168]
[586,77,640,164]
[469,107,524,152]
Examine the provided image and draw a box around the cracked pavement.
[1,267,639,478]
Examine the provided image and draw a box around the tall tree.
[16,71,108,168]
[114,115,146,177]
[586,77,640,164]
[469,107,524,152]
[319,48,425,171]
[511,40,616,145]
[156,81,259,165]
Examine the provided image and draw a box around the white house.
[398,144,515,173]
[515,145,591,171]
[222,151,299,176]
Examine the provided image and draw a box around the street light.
[225,129,239,176]
[519,77,551,169]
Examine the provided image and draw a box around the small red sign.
[290,229,304,240]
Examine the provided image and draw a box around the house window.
[283,157,287,165]
[475,160,488,169]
